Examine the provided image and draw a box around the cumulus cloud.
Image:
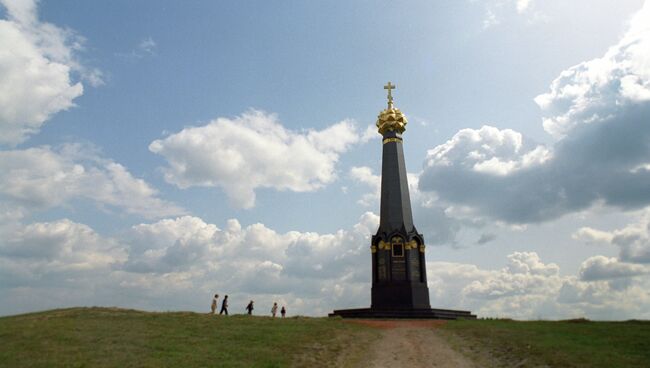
[420,2,650,224]
[150,110,360,208]
[535,1,650,138]
[0,0,101,146]
[0,219,125,268]
[424,126,551,176]
[0,143,185,218]
[0,219,126,298]
[429,251,650,320]
[121,212,378,285]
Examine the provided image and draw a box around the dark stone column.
[371,129,430,310]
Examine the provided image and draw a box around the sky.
[1,0,650,319]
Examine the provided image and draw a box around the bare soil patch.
[345,319,477,368]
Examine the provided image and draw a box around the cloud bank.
[2,213,648,320]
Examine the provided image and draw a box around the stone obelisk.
[370,82,431,309]
[330,83,475,319]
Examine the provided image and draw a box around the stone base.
[328,307,476,320]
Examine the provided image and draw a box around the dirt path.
[349,320,477,368]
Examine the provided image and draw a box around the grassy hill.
[0,307,375,368]
[1,308,649,367]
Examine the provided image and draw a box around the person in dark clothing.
[219,295,229,315]
[280,306,286,318]
[245,300,254,315]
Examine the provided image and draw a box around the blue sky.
[1,0,650,319]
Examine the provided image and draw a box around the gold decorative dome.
[376,82,408,135]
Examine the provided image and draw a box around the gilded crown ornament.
[376,81,408,135]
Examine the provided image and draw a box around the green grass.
[0,307,372,368]
[4,308,648,367]
[441,318,650,368]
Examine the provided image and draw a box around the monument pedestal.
[329,307,476,320]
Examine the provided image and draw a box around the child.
[245,300,254,315]
[210,294,219,314]
[271,302,278,317]
[280,306,286,318]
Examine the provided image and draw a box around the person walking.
[271,302,278,317]
[210,294,219,314]
[245,300,254,315]
[280,306,286,318]
[219,295,229,315]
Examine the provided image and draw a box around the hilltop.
[1,308,649,367]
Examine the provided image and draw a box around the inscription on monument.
[377,252,388,281]
[409,249,420,281]
[392,259,406,280]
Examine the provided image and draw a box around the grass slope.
[442,319,650,368]
[0,307,372,368]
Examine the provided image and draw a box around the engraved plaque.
[377,253,387,281]
[392,259,406,281]
[409,250,420,281]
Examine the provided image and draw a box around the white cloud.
[572,227,614,244]
[0,0,101,146]
[0,219,126,300]
[534,1,650,138]
[0,219,125,268]
[425,126,550,176]
[360,124,378,143]
[420,2,650,224]
[150,110,360,208]
[121,212,378,284]
[0,144,185,219]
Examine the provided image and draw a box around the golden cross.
[384,81,396,106]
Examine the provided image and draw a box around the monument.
[330,83,476,319]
